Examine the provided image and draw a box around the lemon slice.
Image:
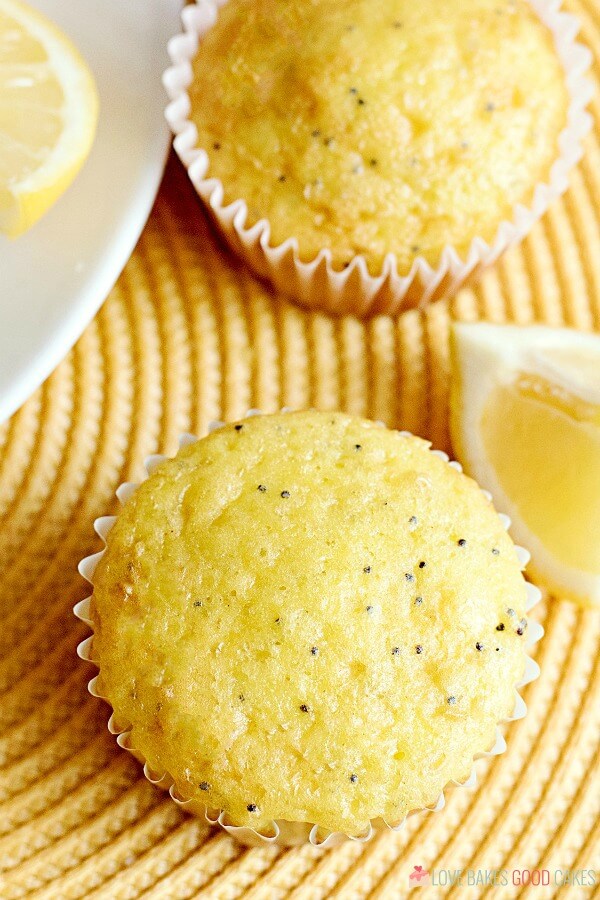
[450,323,600,606]
[0,0,98,236]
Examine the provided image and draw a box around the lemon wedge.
[450,323,600,606]
[0,0,98,236]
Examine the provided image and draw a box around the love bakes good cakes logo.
[409,866,596,888]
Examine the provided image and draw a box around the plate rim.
[0,0,179,424]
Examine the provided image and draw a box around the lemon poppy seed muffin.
[188,0,568,275]
[90,411,530,837]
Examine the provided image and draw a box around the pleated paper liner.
[163,0,593,318]
[75,411,544,849]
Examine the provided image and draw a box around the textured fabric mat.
[1,1,600,895]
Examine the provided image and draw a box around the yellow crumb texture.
[189,0,568,274]
[91,411,528,835]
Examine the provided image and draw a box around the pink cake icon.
[409,865,430,886]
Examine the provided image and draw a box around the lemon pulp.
[450,322,600,604]
[0,7,63,179]
[482,374,600,575]
[0,0,98,235]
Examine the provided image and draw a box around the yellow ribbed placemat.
[1,2,600,895]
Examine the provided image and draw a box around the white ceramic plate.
[0,0,181,424]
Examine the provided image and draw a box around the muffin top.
[91,411,529,836]
[189,0,568,275]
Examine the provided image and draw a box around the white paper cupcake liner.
[163,0,593,318]
[75,410,543,848]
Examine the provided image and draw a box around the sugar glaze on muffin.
[189,0,568,274]
[90,412,530,835]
